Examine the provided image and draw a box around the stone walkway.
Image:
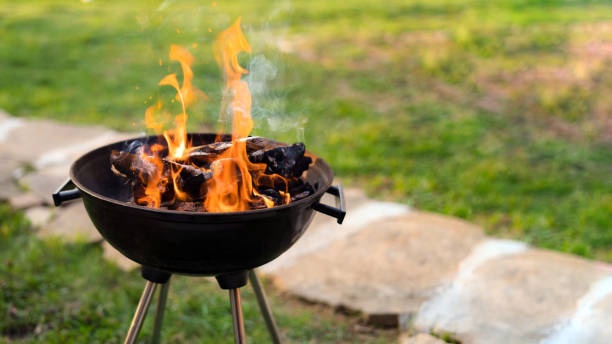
[1,110,611,343]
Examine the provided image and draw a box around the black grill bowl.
[65,134,338,276]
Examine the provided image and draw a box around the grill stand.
[124,267,281,344]
[152,278,171,344]
[248,269,281,344]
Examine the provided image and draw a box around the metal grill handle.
[312,184,346,224]
[52,179,81,206]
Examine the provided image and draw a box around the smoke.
[246,55,278,98]
[146,0,304,140]
[245,54,308,141]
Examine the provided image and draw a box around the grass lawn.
[1,0,611,341]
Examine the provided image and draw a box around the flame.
[205,17,274,212]
[213,17,252,135]
[142,44,206,206]
[136,144,167,208]
[137,18,290,212]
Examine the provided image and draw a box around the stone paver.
[2,111,612,343]
[9,191,44,209]
[262,211,484,325]
[38,202,102,243]
[24,206,53,229]
[539,275,612,344]
[399,333,446,344]
[414,242,611,343]
[0,112,133,205]
[0,159,21,201]
[0,116,120,164]
[102,241,139,271]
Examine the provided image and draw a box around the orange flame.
[136,143,167,208]
[205,17,274,212]
[138,18,289,212]
[142,44,206,206]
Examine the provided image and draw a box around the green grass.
[0,1,611,339]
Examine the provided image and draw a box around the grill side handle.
[312,184,346,224]
[52,179,82,206]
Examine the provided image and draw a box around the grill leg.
[124,281,157,344]
[248,270,281,344]
[151,277,171,344]
[229,288,246,344]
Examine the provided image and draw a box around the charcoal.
[110,150,156,179]
[247,200,269,210]
[166,201,203,212]
[167,161,212,200]
[291,190,312,202]
[132,166,175,207]
[258,188,284,206]
[111,138,315,210]
[249,143,312,178]
[288,180,315,202]
[183,136,268,166]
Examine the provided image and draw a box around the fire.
[137,17,286,211]
[136,143,168,208]
[206,16,274,212]
[154,44,206,159]
[142,43,205,204]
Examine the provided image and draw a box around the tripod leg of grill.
[124,281,157,344]
[248,270,281,344]
[151,278,171,344]
[229,288,246,344]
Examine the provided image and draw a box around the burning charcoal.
[110,150,153,179]
[180,136,271,167]
[185,136,266,156]
[258,188,284,206]
[179,142,228,166]
[167,201,203,212]
[247,196,273,210]
[183,152,218,168]
[110,135,316,211]
[247,201,268,210]
[166,160,213,200]
[249,143,313,178]
[132,166,175,207]
[177,167,212,200]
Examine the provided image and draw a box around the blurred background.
[1,0,611,342]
